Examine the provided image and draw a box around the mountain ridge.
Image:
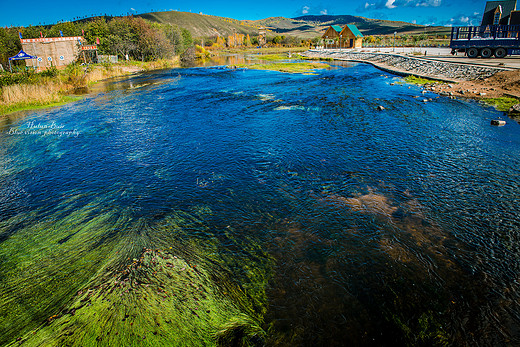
[135,11,451,39]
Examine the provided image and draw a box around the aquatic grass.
[0,206,127,345]
[16,248,263,346]
[234,62,329,74]
[254,54,295,61]
[0,199,270,346]
[482,97,519,112]
[404,75,439,85]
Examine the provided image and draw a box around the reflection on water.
[1,61,520,346]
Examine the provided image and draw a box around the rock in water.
[377,105,385,111]
[491,119,506,126]
[508,104,520,117]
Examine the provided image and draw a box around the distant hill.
[247,15,451,38]
[135,11,450,39]
[137,11,259,38]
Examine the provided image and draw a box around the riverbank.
[301,49,509,82]
[301,49,520,115]
[0,58,180,116]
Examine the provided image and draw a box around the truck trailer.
[450,25,520,58]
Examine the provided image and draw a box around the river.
[1,57,520,346]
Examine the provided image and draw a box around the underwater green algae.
[0,200,271,346]
[232,62,329,74]
[15,249,263,346]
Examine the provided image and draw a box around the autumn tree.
[244,34,252,47]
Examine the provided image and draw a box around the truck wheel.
[481,47,493,58]
[467,47,479,58]
[495,47,507,58]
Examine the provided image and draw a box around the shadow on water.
[264,187,512,346]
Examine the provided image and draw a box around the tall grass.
[1,82,62,105]
[0,59,181,115]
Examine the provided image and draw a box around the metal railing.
[451,25,520,41]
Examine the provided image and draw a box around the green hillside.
[132,11,450,40]
[246,15,451,38]
[138,11,259,38]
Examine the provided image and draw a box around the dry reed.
[0,82,64,106]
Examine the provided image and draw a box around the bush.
[40,66,58,78]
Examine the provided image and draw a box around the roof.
[484,0,516,14]
[331,25,342,32]
[8,50,37,60]
[481,1,517,25]
[20,36,83,44]
[346,24,364,37]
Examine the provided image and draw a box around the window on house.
[494,5,503,25]
[494,12,501,25]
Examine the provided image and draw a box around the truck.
[450,25,520,58]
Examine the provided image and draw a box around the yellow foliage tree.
[244,34,252,47]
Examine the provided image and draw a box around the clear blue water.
[1,62,520,345]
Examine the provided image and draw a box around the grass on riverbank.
[222,47,309,55]
[404,75,439,85]
[232,61,329,74]
[0,94,83,115]
[0,58,180,116]
[481,97,519,112]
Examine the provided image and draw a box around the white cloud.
[302,6,310,14]
[443,12,480,26]
[320,9,328,15]
[411,19,417,24]
[416,0,441,6]
[130,8,136,11]
[360,0,442,11]
[385,0,396,9]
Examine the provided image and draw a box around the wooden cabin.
[340,25,364,48]
[322,25,342,48]
[322,24,364,49]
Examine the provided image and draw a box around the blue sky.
[1,0,488,28]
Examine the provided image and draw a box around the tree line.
[0,16,193,68]
[0,15,317,71]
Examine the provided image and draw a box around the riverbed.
[1,60,520,346]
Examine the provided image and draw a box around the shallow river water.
[1,59,520,346]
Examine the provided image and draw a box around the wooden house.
[340,25,364,48]
[322,24,363,49]
[322,25,342,48]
